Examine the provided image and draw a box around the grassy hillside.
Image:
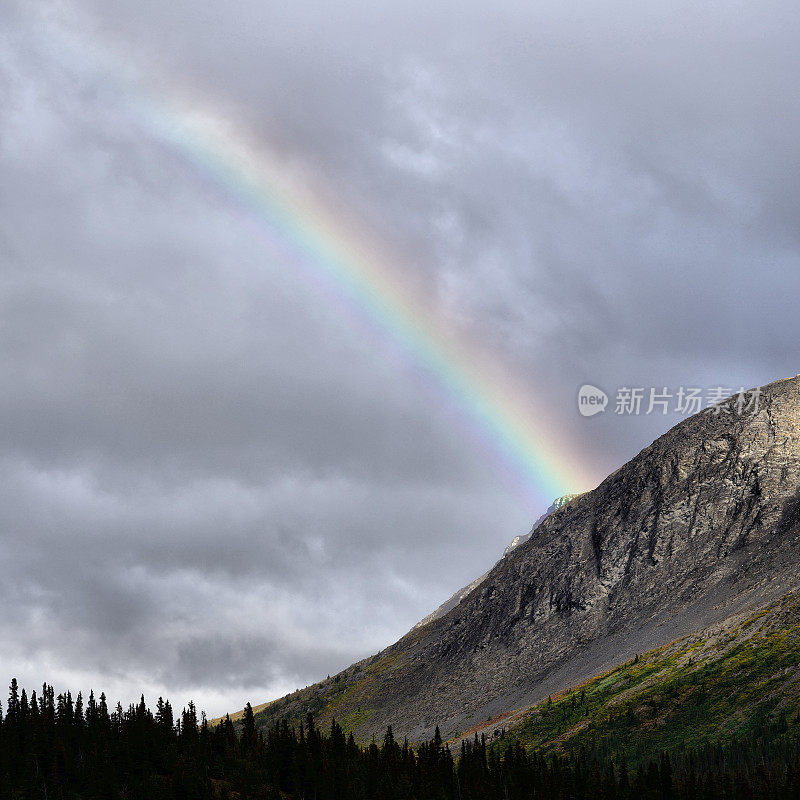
[247,642,416,736]
[490,591,800,766]
[212,639,416,731]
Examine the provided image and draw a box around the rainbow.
[133,97,595,508]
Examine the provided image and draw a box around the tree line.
[2,678,800,798]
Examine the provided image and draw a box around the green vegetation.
[498,594,800,767]
[252,645,413,738]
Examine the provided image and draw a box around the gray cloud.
[1,0,798,715]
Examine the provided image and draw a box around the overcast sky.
[1,0,799,717]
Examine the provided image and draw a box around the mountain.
[248,375,800,744]
[413,494,583,631]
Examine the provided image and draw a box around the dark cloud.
[1,0,798,715]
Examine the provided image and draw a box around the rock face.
[256,376,800,742]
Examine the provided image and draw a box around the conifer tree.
[241,701,256,753]
[6,678,19,723]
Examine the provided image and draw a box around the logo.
[578,384,608,417]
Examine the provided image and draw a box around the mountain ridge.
[412,493,584,632]
[246,375,800,743]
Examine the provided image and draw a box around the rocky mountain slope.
[250,375,800,743]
